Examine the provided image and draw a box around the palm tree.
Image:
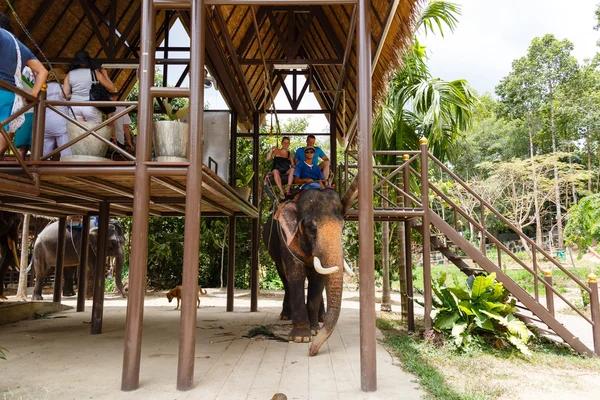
[373,0,476,164]
[371,0,475,317]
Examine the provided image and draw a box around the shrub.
[432,272,534,354]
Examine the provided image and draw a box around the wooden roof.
[2,0,420,138]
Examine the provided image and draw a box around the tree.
[371,0,472,321]
[527,35,578,249]
[565,193,600,259]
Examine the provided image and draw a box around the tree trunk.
[587,128,592,192]
[16,213,30,300]
[549,97,564,249]
[568,142,577,205]
[380,187,391,312]
[528,117,543,247]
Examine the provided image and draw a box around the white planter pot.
[153,121,188,162]
[235,187,252,201]
[61,121,114,162]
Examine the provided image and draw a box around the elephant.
[0,211,21,298]
[263,189,348,356]
[29,219,126,300]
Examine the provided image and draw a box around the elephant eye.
[304,220,317,233]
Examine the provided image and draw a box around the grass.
[377,314,600,400]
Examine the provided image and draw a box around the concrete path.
[0,290,424,400]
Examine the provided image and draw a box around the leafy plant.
[162,99,189,121]
[235,167,255,188]
[0,346,6,360]
[432,272,534,354]
[565,194,600,257]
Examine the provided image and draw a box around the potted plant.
[152,99,190,162]
[62,120,114,162]
[235,166,254,201]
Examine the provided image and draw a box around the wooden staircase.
[425,211,594,356]
[340,144,600,357]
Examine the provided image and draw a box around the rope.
[5,0,76,117]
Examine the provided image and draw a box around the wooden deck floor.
[0,291,424,399]
[0,161,257,218]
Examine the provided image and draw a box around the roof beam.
[332,6,356,113]
[18,0,55,44]
[155,0,355,8]
[114,4,142,55]
[239,58,341,65]
[78,0,111,57]
[213,6,257,113]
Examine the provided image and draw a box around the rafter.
[78,0,111,57]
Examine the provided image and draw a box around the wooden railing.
[340,141,600,355]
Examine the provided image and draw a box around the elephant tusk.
[343,260,355,277]
[313,256,339,275]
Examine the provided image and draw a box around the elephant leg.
[318,297,326,323]
[287,261,312,343]
[32,259,47,301]
[0,242,11,297]
[281,278,292,321]
[62,267,76,297]
[306,268,326,335]
[114,257,125,298]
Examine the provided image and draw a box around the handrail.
[427,180,594,324]
[0,78,39,103]
[427,152,590,292]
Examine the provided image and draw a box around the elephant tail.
[25,260,32,274]
[199,287,207,295]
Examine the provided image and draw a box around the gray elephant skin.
[263,189,346,356]
[29,219,126,300]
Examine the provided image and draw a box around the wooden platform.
[0,161,258,218]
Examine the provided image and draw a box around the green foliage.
[0,346,6,360]
[565,193,600,254]
[432,272,534,354]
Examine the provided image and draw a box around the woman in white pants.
[62,50,116,122]
[43,69,71,158]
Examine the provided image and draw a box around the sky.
[420,0,599,96]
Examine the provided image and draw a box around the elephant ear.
[274,201,299,246]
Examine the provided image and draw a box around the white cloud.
[420,0,599,95]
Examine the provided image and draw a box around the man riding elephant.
[263,189,351,356]
[29,218,126,300]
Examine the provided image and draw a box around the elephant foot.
[63,291,76,297]
[32,294,43,301]
[318,314,325,323]
[310,323,320,336]
[289,325,312,343]
[279,312,290,321]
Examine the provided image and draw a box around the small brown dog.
[166,285,207,310]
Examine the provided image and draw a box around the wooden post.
[15,213,30,300]
[52,217,67,303]
[91,202,109,335]
[250,112,260,312]
[588,273,600,356]
[121,0,155,390]
[357,0,376,391]
[544,270,554,317]
[76,216,90,312]
[404,220,415,332]
[420,138,432,331]
[177,0,206,390]
[381,187,391,312]
[226,215,236,312]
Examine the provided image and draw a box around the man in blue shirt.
[294,146,324,191]
[294,134,330,181]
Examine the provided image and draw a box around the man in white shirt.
[110,92,134,152]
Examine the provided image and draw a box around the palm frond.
[416,0,461,38]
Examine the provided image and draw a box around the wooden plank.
[277,341,309,399]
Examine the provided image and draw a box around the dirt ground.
[0,289,423,400]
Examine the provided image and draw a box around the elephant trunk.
[309,251,344,356]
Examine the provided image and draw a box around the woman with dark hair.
[63,50,116,122]
[0,12,48,159]
[266,136,295,200]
